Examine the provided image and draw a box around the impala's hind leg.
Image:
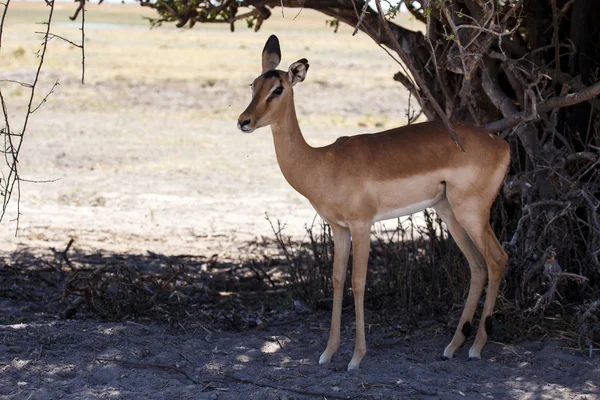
[447,195,508,360]
[467,224,507,359]
[434,198,487,359]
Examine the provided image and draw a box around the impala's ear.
[288,58,309,86]
[262,35,281,73]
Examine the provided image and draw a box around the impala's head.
[237,35,309,133]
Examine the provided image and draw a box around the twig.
[352,0,370,36]
[0,79,33,88]
[1,0,85,228]
[30,80,59,113]
[220,371,351,399]
[292,0,305,20]
[558,0,574,21]
[550,0,560,71]
[60,238,74,270]
[37,31,81,48]
[1,0,57,229]
[0,0,9,49]
[95,357,219,385]
[145,269,181,306]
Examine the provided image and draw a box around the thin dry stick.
[373,0,464,152]
[550,0,560,71]
[220,372,351,399]
[95,357,213,385]
[0,0,9,49]
[1,0,84,228]
[1,0,57,228]
[30,80,59,113]
[292,0,305,20]
[80,0,86,84]
[37,32,81,47]
[558,0,574,20]
[352,0,370,36]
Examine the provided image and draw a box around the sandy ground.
[0,1,416,256]
[1,2,599,399]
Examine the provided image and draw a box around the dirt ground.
[1,2,599,399]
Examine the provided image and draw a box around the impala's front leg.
[347,222,371,370]
[319,223,351,365]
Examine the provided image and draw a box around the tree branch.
[0,0,9,49]
[481,65,518,118]
[485,80,600,133]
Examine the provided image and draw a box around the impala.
[238,35,510,370]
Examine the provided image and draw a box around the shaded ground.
[1,247,599,399]
[3,315,598,400]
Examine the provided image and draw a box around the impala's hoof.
[347,362,360,371]
[319,353,331,365]
[468,347,482,360]
[442,346,455,360]
[441,355,450,361]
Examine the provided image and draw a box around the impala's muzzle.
[237,118,254,133]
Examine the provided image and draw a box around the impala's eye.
[267,86,284,102]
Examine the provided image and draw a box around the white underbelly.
[373,191,445,223]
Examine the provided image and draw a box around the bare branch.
[351,0,369,36]
[392,71,434,120]
[80,0,86,84]
[1,1,58,227]
[481,65,518,118]
[30,80,60,113]
[1,0,84,229]
[485,80,600,133]
[0,0,9,49]
[550,0,560,71]
[36,31,82,48]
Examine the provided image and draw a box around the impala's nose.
[237,118,253,132]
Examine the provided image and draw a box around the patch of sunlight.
[261,342,281,354]
[7,323,28,330]
[46,364,76,376]
[86,388,122,397]
[278,356,293,364]
[12,359,31,369]
[97,326,125,335]
[235,355,251,363]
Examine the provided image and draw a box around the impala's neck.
[270,93,318,198]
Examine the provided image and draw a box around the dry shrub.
[497,117,600,350]
[268,212,468,323]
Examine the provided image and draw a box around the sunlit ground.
[0,1,423,254]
